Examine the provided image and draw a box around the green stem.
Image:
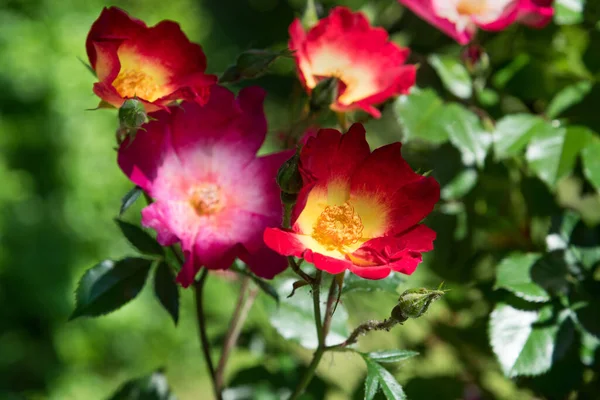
[312,271,324,346]
[214,276,257,392]
[193,270,222,400]
[289,346,326,400]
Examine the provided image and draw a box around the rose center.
[189,184,222,216]
[112,69,162,102]
[312,202,364,251]
[456,0,488,16]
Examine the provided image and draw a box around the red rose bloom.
[289,7,417,118]
[86,7,217,112]
[399,0,554,45]
[264,124,440,279]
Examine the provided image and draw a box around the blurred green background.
[1,0,599,399]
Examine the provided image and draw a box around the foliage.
[1,0,599,399]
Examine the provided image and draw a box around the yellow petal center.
[112,69,163,102]
[189,184,222,216]
[456,0,487,16]
[312,202,364,251]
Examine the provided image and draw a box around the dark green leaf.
[428,54,472,99]
[362,356,406,400]
[493,114,542,159]
[120,185,143,216]
[581,133,600,191]
[554,0,584,25]
[115,219,164,257]
[442,104,492,167]
[577,300,600,339]
[393,88,449,144]
[154,261,179,325]
[441,169,478,200]
[489,303,559,377]
[546,81,592,118]
[70,258,152,320]
[494,252,549,302]
[267,278,349,349]
[342,271,402,295]
[366,350,419,364]
[108,370,176,400]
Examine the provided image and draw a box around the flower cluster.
[86,3,554,286]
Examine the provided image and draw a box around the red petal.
[86,7,146,69]
[305,250,352,275]
[300,123,370,186]
[263,228,307,257]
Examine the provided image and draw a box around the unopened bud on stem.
[391,287,445,323]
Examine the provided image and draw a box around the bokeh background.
[1,0,599,399]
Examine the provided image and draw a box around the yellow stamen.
[456,0,487,16]
[189,184,222,216]
[112,69,163,102]
[312,202,364,251]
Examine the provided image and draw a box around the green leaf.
[526,122,588,188]
[77,56,96,77]
[428,54,472,99]
[489,303,559,377]
[581,133,600,191]
[364,359,380,400]
[108,370,176,400]
[115,219,164,257]
[493,114,542,159]
[362,355,407,400]
[393,88,449,144]
[342,271,403,295]
[154,261,179,325]
[441,169,478,200]
[442,104,492,167]
[366,350,419,363]
[267,278,349,349]
[546,81,592,118]
[554,0,585,25]
[495,252,548,302]
[119,185,143,216]
[70,258,152,320]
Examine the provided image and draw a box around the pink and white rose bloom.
[399,0,554,45]
[117,86,291,287]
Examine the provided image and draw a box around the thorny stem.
[215,275,257,393]
[193,270,221,400]
[325,318,399,351]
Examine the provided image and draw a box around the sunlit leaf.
[342,271,402,295]
[493,114,542,159]
[547,81,592,118]
[581,133,600,191]
[362,355,407,400]
[554,0,585,25]
[441,104,492,167]
[428,54,472,99]
[393,88,449,144]
[441,169,478,200]
[70,258,152,320]
[108,370,176,400]
[366,350,419,364]
[526,122,588,188]
[494,253,548,302]
[489,303,559,377]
